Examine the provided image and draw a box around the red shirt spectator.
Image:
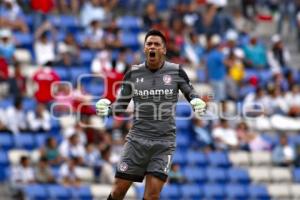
[31,0,54,13]
[33,67,60,103]
[0,56,8,81]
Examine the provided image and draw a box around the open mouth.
[149,52,156,58]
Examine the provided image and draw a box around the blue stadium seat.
[183,167,206,183]
[206,168,228,183]
[53,67,70,81]
[181,184,203,199]
[225,184,248,200]
[0,134,14,150]
[176,133,190,149]
[176,118,191,130]
[0,151,9,181]
[135,185,145,199]
[84,83,105,97]
[120,32,139,50]
[172,150,187,166]
[70,186,93,200]
[23,184,48,200]
[35,134,48,148]
[293,168,300,182]
[70,67,90,81]
[0,151,9,167]
[248,185,270,200]
[14,133,36,150]
[0,98,13,108]
[204,184,225,199]
[160,184,181,199]
[186,150,207,166]
[47,185,72,200]
[197,68,207,82]
[228,168,250,184]
[176,103,192,117]
[207,152,231,167]
[116,16,141,31]
[23,98,37,111]
[80,50,95,65]
[14,32,33,47]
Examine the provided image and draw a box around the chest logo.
[163,75,172,85]
[136,77,144,83]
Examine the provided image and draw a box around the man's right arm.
[110,70,133,116]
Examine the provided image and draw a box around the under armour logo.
[136,78,144,83]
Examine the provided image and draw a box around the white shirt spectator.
[10,165,34,184]
[285,90,300,108]
[59,138,85,159]
[58,162,80,183]
[213,126,238,146]
[34,40,55,65]
[80,2,106,27]
[27,108,51,132]
[6,105,27,134]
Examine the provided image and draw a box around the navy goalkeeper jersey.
[111,61,198,141]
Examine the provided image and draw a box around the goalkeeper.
[96,30,206,200]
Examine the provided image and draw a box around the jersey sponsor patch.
[119,162,128,172]
[163,75,172,85]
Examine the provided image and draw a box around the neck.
[146,60,165,70]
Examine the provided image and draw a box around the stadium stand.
[1,0,300,199]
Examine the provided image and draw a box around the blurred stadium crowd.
[1,0,300,199]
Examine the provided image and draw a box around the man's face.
[144,35,166,67]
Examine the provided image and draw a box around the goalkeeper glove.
[190,98,206,115]
[95,98,111,116]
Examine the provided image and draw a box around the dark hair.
[144,29,166,46]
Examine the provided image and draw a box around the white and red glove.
[95,98,111,116]
[190,98,206,115]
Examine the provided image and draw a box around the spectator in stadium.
[30,0,55,29]
[80,0,108,27]
[236,122,271,151]
[224,48,245,100]
[35,157,55,184]
[0,28,15,63]
[10,156,35,198]
[268,86,289,115]
[205,34,226,101]
[84,143,103,181]
[277,0,296,35]
[83,20,105,50]
[212,119,239,150]
[27,103,51,132]
[33,66,60,104]
[0,0,28,32]
[0,55,9,97]
[57,32,80,66]
[34,21,56,66]
[143,3,160,29]
[267,34,291,75]
[168,163,185,184]
[5,97,27,134]
[63,122,87,146]
[91,50,128,102]
[8,62,26,98]
[55,0,80,14]
[58,157,81,187]
[104,18,123,50]
[244,87,272,115]
[192,118,213,150]
[243,34,267,69]
[182,31,204,68]
[241,0,257,20]
[285,84,300,116]
[272,134,296,166]
[40,137,63,166]
[99,145,114,184]
[59,132,86,165]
